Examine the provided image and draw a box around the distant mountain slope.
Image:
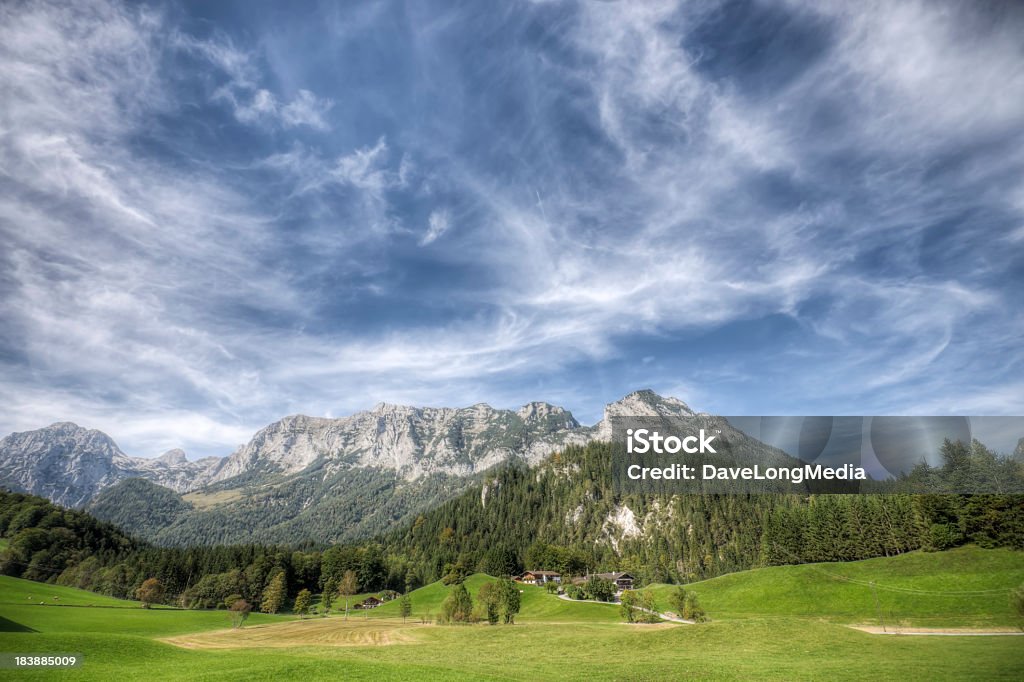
[0,399,592,510]
[0,422,221,507]
[87,478,193,539]
[3,391,696,544]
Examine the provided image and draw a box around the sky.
[1,0,1023,459]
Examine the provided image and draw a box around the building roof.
[587,572,634,581]
[522,570,561,577]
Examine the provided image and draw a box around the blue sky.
[1,0,1023,458]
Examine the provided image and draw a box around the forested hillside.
[385,440,1024,585]
[2,438,1021,613]
[86,466,476,546]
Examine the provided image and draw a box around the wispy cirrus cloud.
[174,31,334,130]
[1,0,1022,457]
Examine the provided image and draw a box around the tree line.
[1,439,1021,612]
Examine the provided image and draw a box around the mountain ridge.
[0,389,684,519]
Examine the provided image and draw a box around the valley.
[2,547,1023,680]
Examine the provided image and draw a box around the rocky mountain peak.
[591,390,695,440]
[156,448,188,465]
[603,389,693,419]
[516,402,580,429]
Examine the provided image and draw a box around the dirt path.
[849,625,1024,636]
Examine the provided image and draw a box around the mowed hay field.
[1,547,1023,680]
[164,618,424,649]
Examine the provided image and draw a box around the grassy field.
[0,577,134,608]
[0,547,1021,680]
[646,546,1024,628]
[181,488,244,509]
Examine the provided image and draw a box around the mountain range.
[0,390,695,545]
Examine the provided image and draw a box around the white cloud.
[281,89,333,130]
[420,208,450,245]
[175,31,333,131]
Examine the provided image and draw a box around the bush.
[682,592,708,623]
[229,599,251,628]
[620,590,639,622]
[927,523,963,551]
[639,590,659,623]
[669,587,687,618]
[564,584,584,600]
[586,576,616,602]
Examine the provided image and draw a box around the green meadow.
[647,545,1024,628]
[2,546,1022,680]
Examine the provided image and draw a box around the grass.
[181,488,243,509]
[0,576,289,637]
[646,545,1024,628]
[0,577,136,608]
[2,616,1022,680]
[1,547,1022,680]
[373,573,495,619]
